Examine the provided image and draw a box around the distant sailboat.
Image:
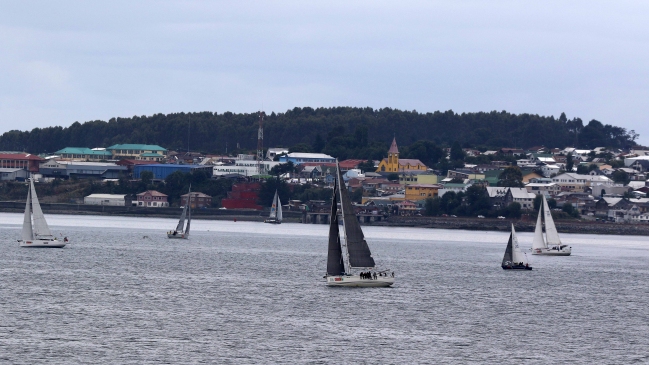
[264,189,282,224]
[19,178,66,248]
[502,224,531,270]
[531,194,571,256]
[168,186,191,239]
[325,160,394,287]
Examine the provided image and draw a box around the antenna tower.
[257,111,266,175]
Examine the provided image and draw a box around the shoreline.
[3,201,649,236]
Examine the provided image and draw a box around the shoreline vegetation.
[2,201,648,237]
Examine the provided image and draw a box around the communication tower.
[257,111,266,175]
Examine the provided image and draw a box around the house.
[84,194,129,206]
[438,182,473,198]
[498,148,525,155]
[0,153,45,173]
[551,173,613,192]
[404,184,441,201]
[504,188,535,210]
[524,183,561,197]
[136,190,169,207]
[376,138,427,173]
[55,147,112,161]
[541,164,561,177]
[0,168,29,181]
[278,153,335,165]
[395,200,418,216]
[181,192,212,208]
[106,144,168,161]
[399,171,439,185]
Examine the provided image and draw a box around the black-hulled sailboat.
[502,224,532,270]
[325,161,394,287]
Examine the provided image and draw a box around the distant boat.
[168,186,191,239]
[19,178,66,248]
[325,160,394,287]
[531,194,571,256]
[502,224,531,270]
[264,189,282,224]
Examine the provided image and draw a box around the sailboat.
[264,189,282,224]
[325,161,394,287]
[19,178,66,248]
[531,194,571,256]
[502,224,532,270]
[168,187,191,239]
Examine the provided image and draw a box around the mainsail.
[511,224,526,264]
[502,232,513,267]
[30,179,53,239]
[185,197,191,235]
[326,187,345,275]
[336,161,375,268]
[542,195,562,246]
[176,205,188,232]
[532,204,547,250]
[22,185,33,241]
[276,194,283,222]
[269,190,278,219]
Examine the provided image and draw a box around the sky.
[1,1,648,145]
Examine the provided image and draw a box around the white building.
[0,168,29,181]
[266,148,289,161]
[551,173,613,191]
[84,194,128,206]
[541,164,561,177]
[525,183,561,197]
[212,155,283,177]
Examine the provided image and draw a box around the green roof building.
[55,147,112,161]
[106,144,168,161]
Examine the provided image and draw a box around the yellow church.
[376,138,427,173]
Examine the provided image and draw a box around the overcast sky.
[1,1,648,145]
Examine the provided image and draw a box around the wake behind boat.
[168,186,191,239]
[502,224,531,270]
[19,178,66,248]
[264,189,282,224]
[325,160,394,287]
[532,194,571,256]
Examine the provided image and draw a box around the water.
[1,213,648,364]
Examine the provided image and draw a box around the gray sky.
[2,1,648,145]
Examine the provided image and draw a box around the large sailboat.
[531,194,571,256]
[264,189,282,224]
[325,161,394,287]
[19,178,66,248]
[502,224,532,270]
[168,187,191,239]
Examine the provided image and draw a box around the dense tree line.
[0,108,638,156]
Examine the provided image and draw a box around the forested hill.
[0,107,638,159]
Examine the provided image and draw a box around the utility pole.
[257,111,266,175]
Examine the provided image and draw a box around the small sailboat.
[264,189,282,224]
[325,160,394,287]
[168,187,191,239]
[19,178,66,248]
[502,224,531,270]
[531,194,571,256]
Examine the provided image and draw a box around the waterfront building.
[404,184,441,201]
[136,190,169,207]
[84,194,129,206]
[181,192,212,208]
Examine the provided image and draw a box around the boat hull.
[502,265,532,270]
[264,219,281,224]
[167,233,188,239]
[325,275,394,287]
[20,239,66,248]
[532,247,571,256]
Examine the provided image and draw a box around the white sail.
[276,193,283,222]
[30,179,53,239]
[542,195,562,246]
[22,185,33,241]
[511,224,527,265]
[532,203,547,250]
[269,190,278,219]
[176,205,188,232]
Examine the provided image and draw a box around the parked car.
[477,215,485,218]
[451,215,457,217]
[497,216,505,219]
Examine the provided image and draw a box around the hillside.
[0,107,638,158]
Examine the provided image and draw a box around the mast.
[22,182,33,241]
[185,192,191,235]
[257,111,265,175]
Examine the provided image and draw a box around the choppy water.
[1,213,648,364]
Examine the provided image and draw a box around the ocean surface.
[1,213,648,364]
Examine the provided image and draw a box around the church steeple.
[388,137,399,154]
[388,137,399,172]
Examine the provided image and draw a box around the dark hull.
[264,219,281,224]
[502,265,532,270]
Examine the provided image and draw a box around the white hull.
[532,247,571,256]
[167,233,188,239]
[20,239,66,248]
[325,275,395,287]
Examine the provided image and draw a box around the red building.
[0,153,44,173]
[181,192,212,209]
[221,182,263,210]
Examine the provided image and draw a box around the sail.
[185,198,191,235]
[336,161,375,268]
[277,195,283,222]
[176,205,188,232]
[326,187,345,275]
[511,224,526,264]
[269,190,278,219]
[542,195,562,246]
[30,179,53,239]
[502,232,513,266]
[22,185,33,241]
[532,204,547,250]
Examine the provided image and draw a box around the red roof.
[0,153,44,161]
[339,159,366,169]
[137,190,168,197]
[116,159,152,166]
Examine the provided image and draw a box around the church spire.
[388,137,399,154]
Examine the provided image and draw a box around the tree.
[576,165,589,174]
[424,197,441,216]
[465,185,491,216]
[498,166,524,187]
[258,178,291,207]
[289,143,311,153]
[140,171,153,185]
[505,202,522,218]
[312,133,325,153]
[548,198,557,210]
[387,173,399,182]
[566,153,574,172]
[533,194,542,211]
[450,141,465,162]
[562,202,579,218]
[269,161,295,176]
[611,169,630,185]
[357,159,376,173]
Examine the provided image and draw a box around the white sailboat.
[532,194,571,256]
[264,189,282,224]
[168,187,191,239]
[325,160,394,287]
[502,224,532,270]
[19,178,66,248]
